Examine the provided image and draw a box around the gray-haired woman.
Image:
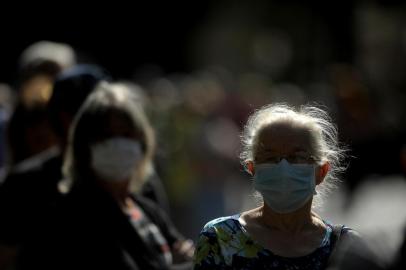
[194,104,364,269]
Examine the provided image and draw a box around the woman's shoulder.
[338,226,364,248]
[323,221,366,256]
[201,214,242,233]
[325,224,384,269]
[195,214,255,267]
[323,220,361,241]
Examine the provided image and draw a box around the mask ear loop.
[313,161,327,195]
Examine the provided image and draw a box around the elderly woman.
[20,82,193,270]
[193,104,361,269]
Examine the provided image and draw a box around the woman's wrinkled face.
[253,122,317,165]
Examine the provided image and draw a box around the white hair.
[240,103,347,208]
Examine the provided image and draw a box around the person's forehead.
[255,122,315,152]
[97,112,140,139]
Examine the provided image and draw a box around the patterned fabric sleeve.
[193,225,228,270]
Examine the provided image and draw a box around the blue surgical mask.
[253,159,316,213]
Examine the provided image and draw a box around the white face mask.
[254,159,317,213]
[91,137,143,182]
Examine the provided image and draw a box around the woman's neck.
[259,201,317,233]
[95,178,130,206]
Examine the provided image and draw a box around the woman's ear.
[245,161,255,176]
[315,162,330,185]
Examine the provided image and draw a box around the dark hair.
[48,64,111,137]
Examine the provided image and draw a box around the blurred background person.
[0,41,77,269]
[0,63,178,269]
[19,82,193,269]
[8,41,76,165]
[0,64,109,269]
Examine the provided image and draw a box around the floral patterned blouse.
[194,214,351,270]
